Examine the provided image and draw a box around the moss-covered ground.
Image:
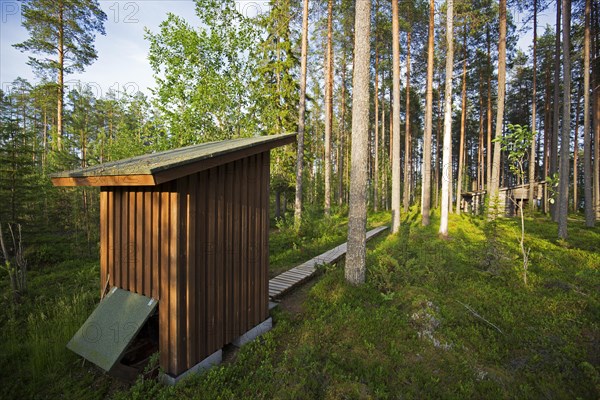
[1,210,598,399]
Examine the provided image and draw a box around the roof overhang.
[51,133,295,187]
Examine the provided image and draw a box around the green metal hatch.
[67,287,158,372]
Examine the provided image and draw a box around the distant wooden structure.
[460,182,548,216]
[52,134,295,380]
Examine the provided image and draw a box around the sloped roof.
[51,133,295,187]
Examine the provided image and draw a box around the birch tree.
[391,0,402,233]
[439,0,454,237]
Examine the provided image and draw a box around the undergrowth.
[1,209,598,399]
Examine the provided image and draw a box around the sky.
[0,0,556,100]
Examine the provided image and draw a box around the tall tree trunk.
[439,0,454,236]
[42,107,47,170]
[403,32,412,213]
[346,0,371,285]
[529,0,538,210]
[583,0,595,226]
[422,0,434,225]
[558,0,571,239]
[478,70,485,193]
[435,79,442,209]
[338,45,348,206]
[374,9,380,213]
[294,0,309,226]
[593,0,600,220]
[381,75,387,209]
[486,28,492,192]
[57,0,64,151]
[324,0,333,216]
[573,83,581,212]
[456,28,468,214]
[391,0,402,233]
[551,0,561,220]
[338,53,347,207]
[544,62,551,190]
[489,0,507,219]
[448,107,453,215]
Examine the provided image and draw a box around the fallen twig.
[101,273,110,301]
[456,300,504,335]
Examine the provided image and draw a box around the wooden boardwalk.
[268,226,389,299]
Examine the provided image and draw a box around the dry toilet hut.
[51,133,295,383]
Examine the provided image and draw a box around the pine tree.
[346,0,371,285]
[14,0,106,151]
[488,0,507,219]
[583,0,595,227]
[557,0,571,239]
[421,0,435,226]
[294,0,310,226]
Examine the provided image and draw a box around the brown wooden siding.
[99,151,270,377]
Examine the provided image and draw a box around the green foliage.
[0,260,112,399]
[269,209,348,277]
[251,0,299,137]
[546,172,560,205]
[493,123,534,183]
[14,0,106,76]
[0,212,597,398]
[146,0,259,145]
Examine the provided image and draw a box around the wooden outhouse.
[52,134,295,381]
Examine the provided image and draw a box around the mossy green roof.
[52,134,295,179]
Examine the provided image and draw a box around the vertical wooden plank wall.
[99,151,270,377]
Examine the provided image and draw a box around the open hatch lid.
[67,287,158,372]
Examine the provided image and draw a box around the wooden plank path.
[269,226,389,299]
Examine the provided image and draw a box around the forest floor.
[0,209,598,399]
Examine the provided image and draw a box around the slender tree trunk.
[478,70,485,193]
[593,1,600,220]
[489,0,507,219]
[338,55,347,207]
[544,63,551,185]
[390,84,394,166]
[391,0,402,233]
[57,0,64,151]
[436,79,442,209]
[422,0,434,225]
[42,107,47,170]
[294,0,309,226]
[346,0,371,285]
[573,83,581,212]
[583,0,595,226]
[486,28,492,192]
[456,28,468,214]
[529,0,538,210]
[381,77,387,209]
[403,32,412,213]
[558,0,571,239]
[324,0,333,216]
[374,13,380,213]
[448,108,453,215]
[551,0,561,220]
[439,0,454,236]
